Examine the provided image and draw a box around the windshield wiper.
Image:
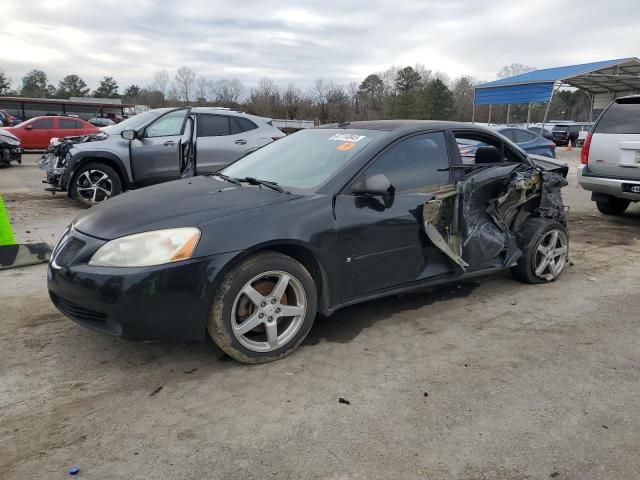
[239,177,287,193]
[210,172,241,186]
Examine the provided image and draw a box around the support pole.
[541,83,558,135]
[526,103,532,128]
[589,93,594,123]
[506,104,511,125]
[488,105,492,124]
[472,102,475,123]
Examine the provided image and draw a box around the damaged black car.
[48,121,569,363]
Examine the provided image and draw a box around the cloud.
[1,0,638,91]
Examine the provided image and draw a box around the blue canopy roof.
[474,58,640,105]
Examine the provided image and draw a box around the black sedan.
[48,121,570,363]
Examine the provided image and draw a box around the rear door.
[130,109,189,185]
[195,114,253,173]
[589,97,640,179]
[57,118,81,138]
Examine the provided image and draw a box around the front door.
[131,109,189,185]
[334,131,454,300]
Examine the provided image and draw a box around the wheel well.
[69,157,126,190]
[216,244,328,313]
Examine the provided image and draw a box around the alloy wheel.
[231,270,307,352]
[533,229,568,281]
[76,169,113,204]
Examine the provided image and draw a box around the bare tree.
[212,78,245,106]
[497,63,535,79]
[195,75,211,104]
[175,66,196,103]
[153,70,170,102]
[248,77,282,117]
[282,83,303,119]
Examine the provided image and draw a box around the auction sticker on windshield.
[336,142,355,151]
[329,133,366,143]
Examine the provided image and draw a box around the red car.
[4,116,100,149]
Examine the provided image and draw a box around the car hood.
[73,176,299,240]
[0,129,19,142]
[529,154,569,177]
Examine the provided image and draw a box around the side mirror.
[121,129,138,141]
[24,124,33,130]
[352,173,392,196]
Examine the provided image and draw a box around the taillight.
[581,132,592,165]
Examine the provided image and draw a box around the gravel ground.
[1,151,639,479]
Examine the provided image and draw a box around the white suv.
[578,95,640,214]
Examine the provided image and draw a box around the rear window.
[514,129,536,143]
[595,99,640,134]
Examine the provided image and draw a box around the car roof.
[316,119,493,134]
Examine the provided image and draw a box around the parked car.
[458,126,556,161]
[551,122,591,146]
[0,129,21,167]
[3,116,100,149]
[528,126,554,141]
[48,121,569,363]
[88,117,115,128]
[578,95,640,214]
[41,107,285,206]
[0,110,14,126]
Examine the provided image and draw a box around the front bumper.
[1,145,21,165]
[47,228,240,341]
[40,153,69,192]
[578,165,640,201]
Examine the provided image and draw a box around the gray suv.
[578,95,640,215]
[41,107,285,206]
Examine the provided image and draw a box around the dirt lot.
[1,151,640,479]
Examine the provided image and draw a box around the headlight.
[89,228,201,267]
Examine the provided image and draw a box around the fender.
[62,151,133,191]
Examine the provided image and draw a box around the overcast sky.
[1,0,638,91]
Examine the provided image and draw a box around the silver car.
[42,107,285,206]
[578,95,640,214]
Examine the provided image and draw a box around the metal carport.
[473,57,640,127]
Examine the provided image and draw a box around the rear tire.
[596,198,629,215]
[510,218,568,284]
[207,251,318,364]
[70,162,122,207]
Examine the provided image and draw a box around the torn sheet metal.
[422,163,568,271]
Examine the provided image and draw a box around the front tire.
[511,218,568,284]
[596,197,630,215]
[70,162,122,207]
[208,251,318,364]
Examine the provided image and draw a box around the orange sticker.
[336,142,355,151]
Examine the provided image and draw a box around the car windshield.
[102,109,170,135]
[221,129,384,190]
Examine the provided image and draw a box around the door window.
[229,117,243,135]
[360,132,450,192]
[235,117,258,132]
[59,119,81,129]
[145,109,188,138]
[197,114,230,137]
[514,129,536,143]
[32,118,54,129]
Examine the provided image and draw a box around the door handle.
[235,139,247,145]
[163,140,176,146]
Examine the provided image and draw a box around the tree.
[56,74,89,98]
[21,69,53,98]
[395,66,422,94]
[195,76,211,104]
[212,78,245,106]
[497,63,535,79]
[282,83,303,119]
[123,84,142,98]
[451,76,475,121]
[423,79,455,120]
[93,76,119,98]
[153,70,170,102]
[175,66,196,103]
[0,70,11,95]
[357,74,384,118]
